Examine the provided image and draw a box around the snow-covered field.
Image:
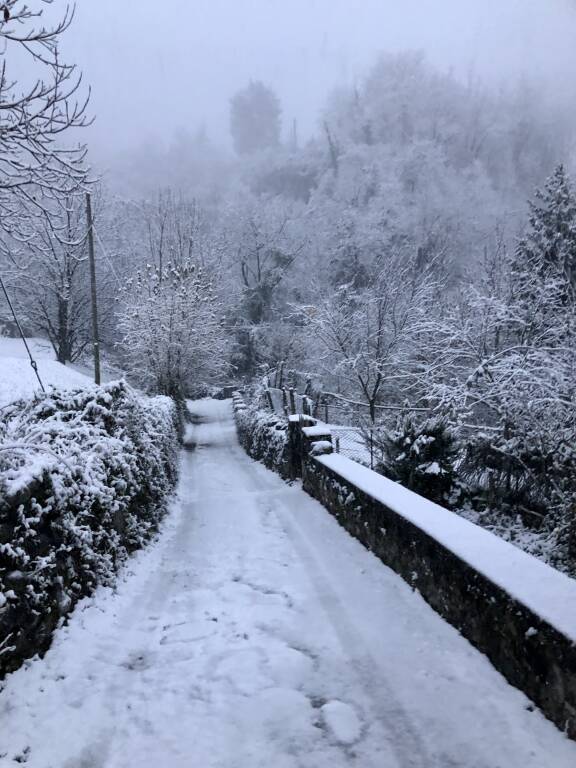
[0,337,92,406]
[0,399,574,767]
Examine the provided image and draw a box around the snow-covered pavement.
[1,399,575,767]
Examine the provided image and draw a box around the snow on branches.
[0,2,91,257]
[117,261,229,400]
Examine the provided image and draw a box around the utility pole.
[86,192,101,385]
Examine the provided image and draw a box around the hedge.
[0,380,180,675]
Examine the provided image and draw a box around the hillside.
[0,337,92,407]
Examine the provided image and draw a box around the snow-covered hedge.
[233,393,291,477]
[0,381,180,675]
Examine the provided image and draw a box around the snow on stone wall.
[302,452,576,741]
[0,381,180,676]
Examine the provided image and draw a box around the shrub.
[233,394,291,477]
[0,381,180,675]
[376,415,459,505]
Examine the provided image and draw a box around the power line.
[0,272,46,393]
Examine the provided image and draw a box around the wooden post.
[289,388,296,415]
[86,192,101,385]
[266,390,274,412]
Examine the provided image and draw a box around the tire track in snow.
[270,496,433,768]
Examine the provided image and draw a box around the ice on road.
[1,399,575,767]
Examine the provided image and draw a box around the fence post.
[324,401,329,424]
[266,390,274,412]
[335,436,340,453]
[313,394,321,418]
[289,388,296,415]
[370,428,374,469]
[282,388,289,416]
[278,361,285,389]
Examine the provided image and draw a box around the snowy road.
[1,399,575,767]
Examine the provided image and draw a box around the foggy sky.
[63,0,576,155]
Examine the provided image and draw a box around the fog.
[5,4,576,754]
[66,0,576,155]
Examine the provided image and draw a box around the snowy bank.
[0,336,92,406]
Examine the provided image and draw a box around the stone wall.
[301,451,576,740]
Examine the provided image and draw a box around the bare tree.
[0,1,91,257]
[229,198,305,326]
[14,197,92,363]
[301,257,435,422]
[142,190,219,272]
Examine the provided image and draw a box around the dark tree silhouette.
[230,81,281,155]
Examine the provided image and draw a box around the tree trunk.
[57,295,70,364]
[369,399,376,424]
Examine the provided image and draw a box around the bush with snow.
[375,415,459,506]
[0,381,180,675]
[233,393,291,477]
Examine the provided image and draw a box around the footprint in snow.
[320,700,364,745]
[120,651,153,672]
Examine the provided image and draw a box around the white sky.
[61,0,576,153]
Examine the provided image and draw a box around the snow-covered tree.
[117,262,229,399]
[377,415,458,505]
[511,165,576,313]
[13,198,92,363]
[423,171,576,533]
[222,195,306,375]
[0,1,90,255]
[301,256,436,422]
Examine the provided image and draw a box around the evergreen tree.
[511,165,576,341]
[230,81,282,156]
[378,415,458,505]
